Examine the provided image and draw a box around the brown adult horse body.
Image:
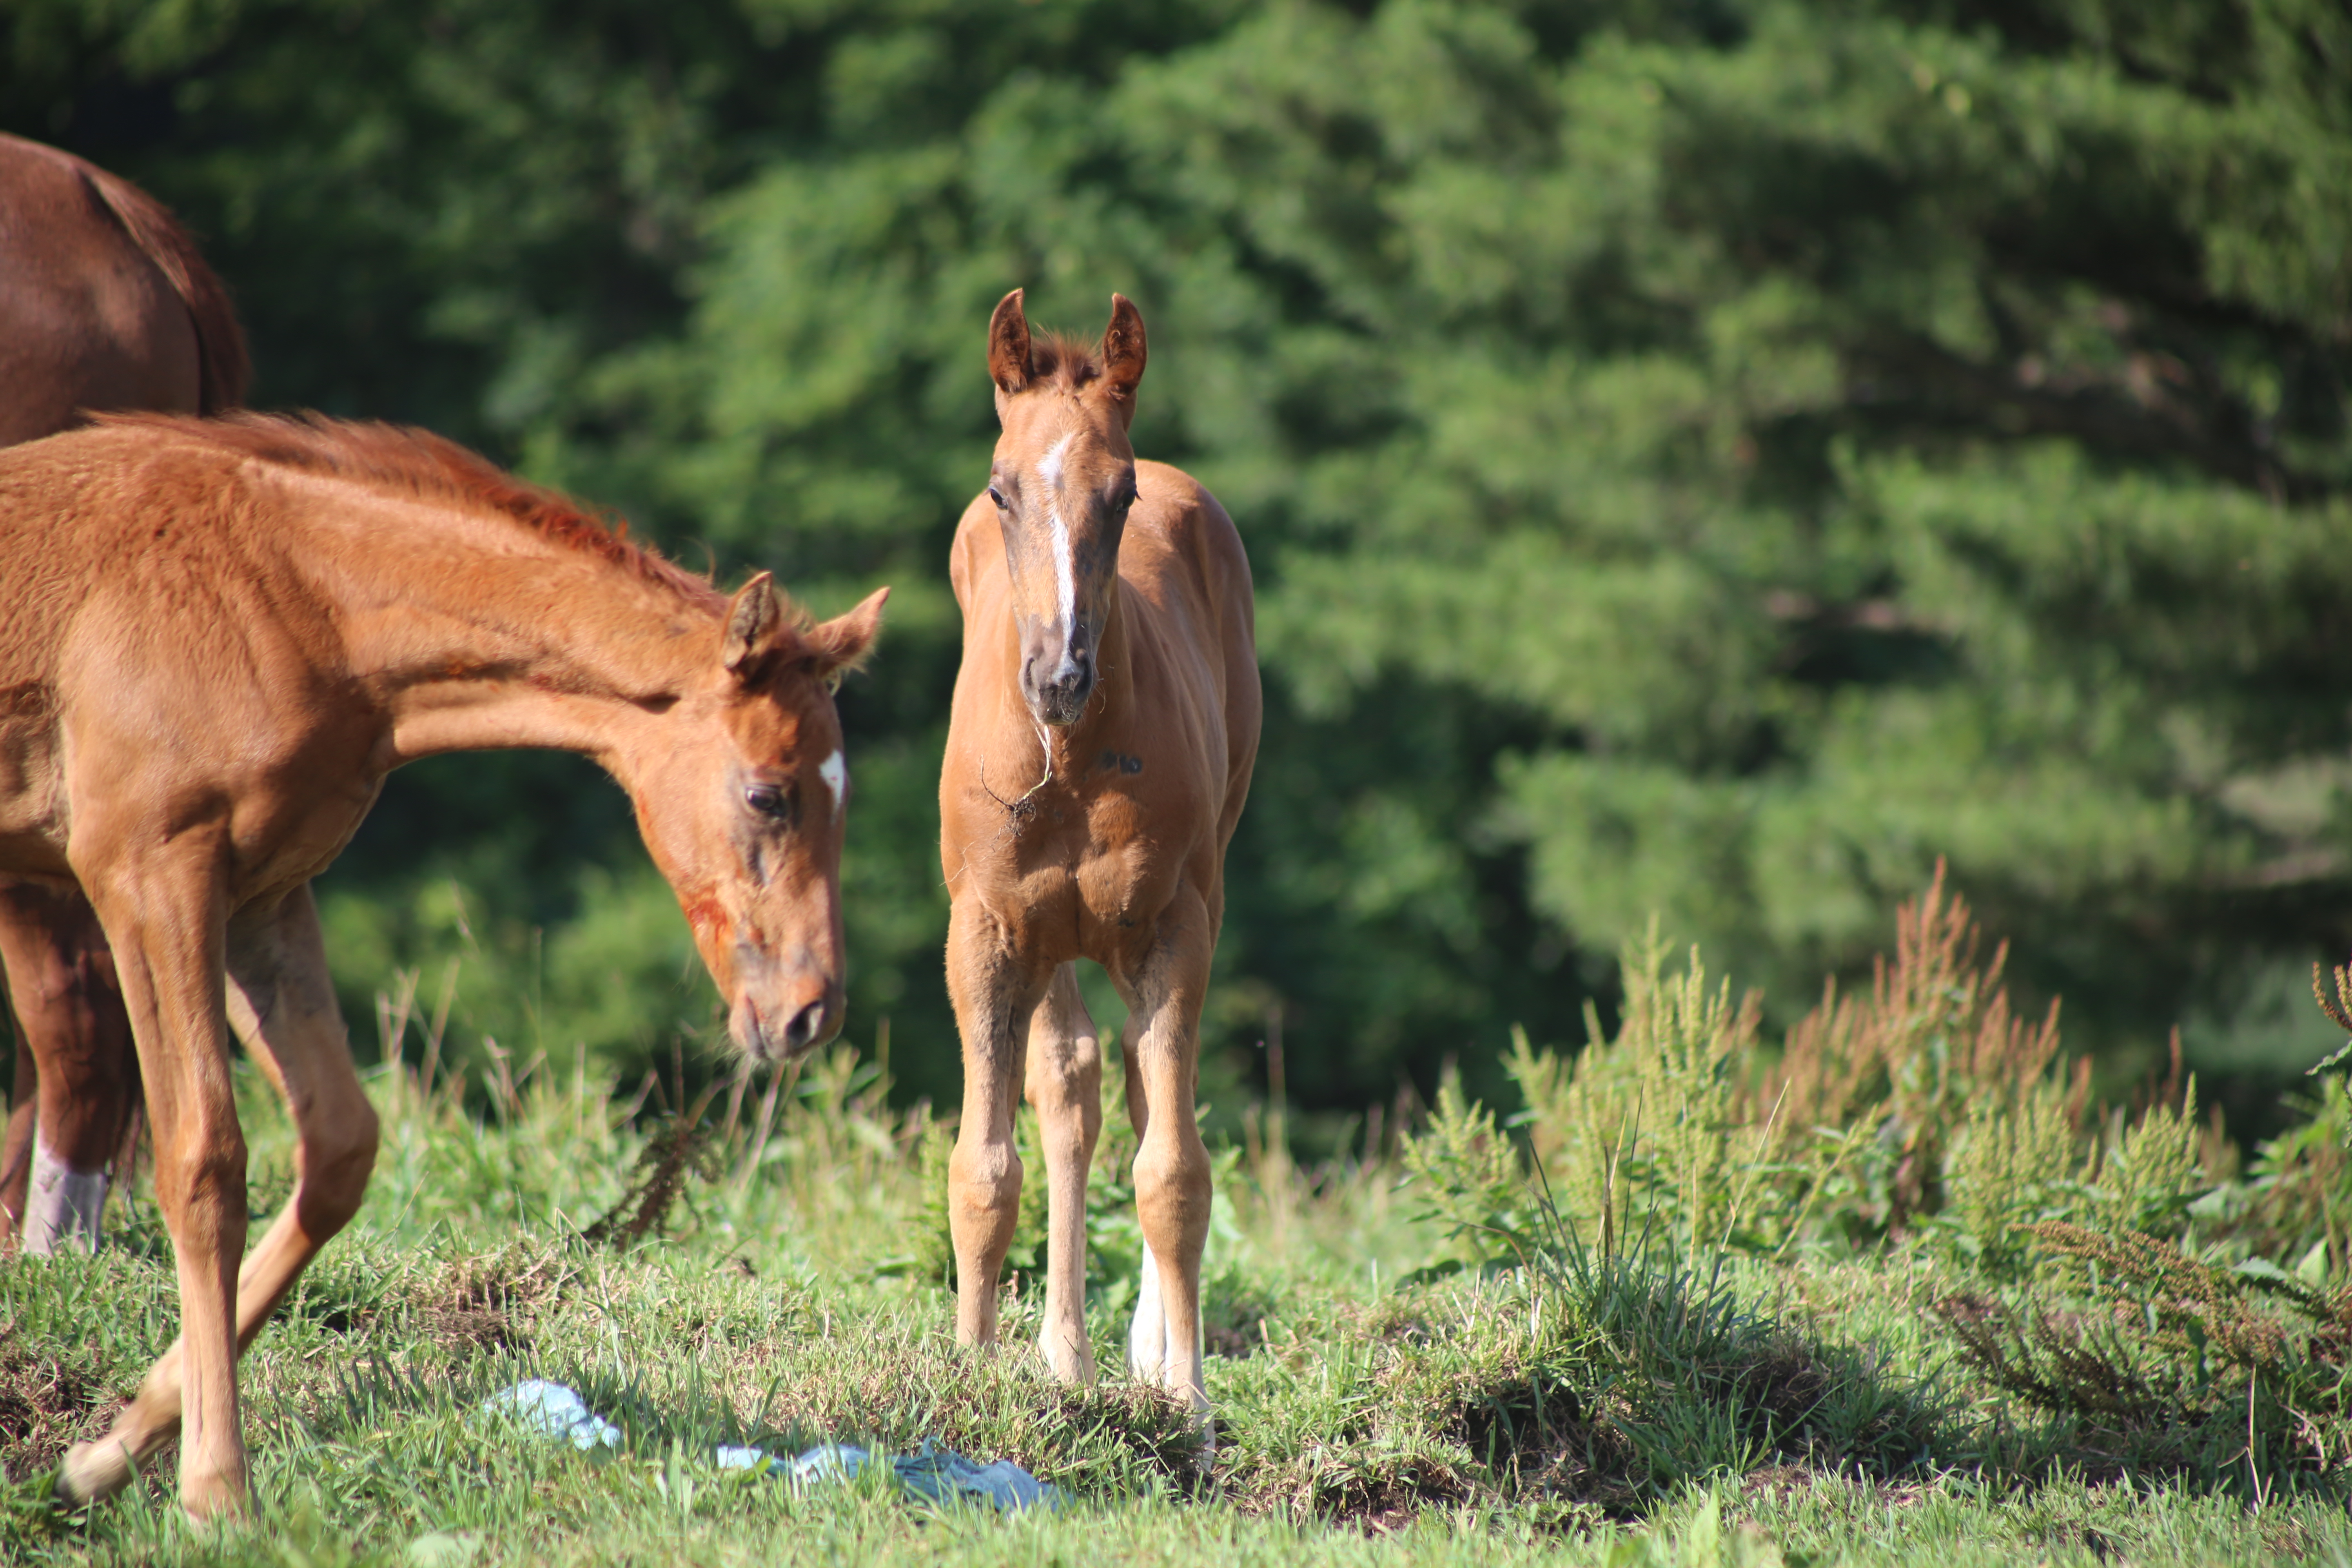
[940,292,1257,1426]
[0,131,252,1254]
[0,413,884,1515]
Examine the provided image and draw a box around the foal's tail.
[78,157,251,412]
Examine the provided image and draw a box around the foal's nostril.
[782,998,833,1054]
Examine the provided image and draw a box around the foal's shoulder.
[1134,459,1247,587]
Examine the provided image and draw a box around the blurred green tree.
[10,0,2348,1127]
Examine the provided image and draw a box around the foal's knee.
[949,1131,1023,1230]
[156,1127,249,1242]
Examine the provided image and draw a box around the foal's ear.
[988,289,1031,399]
[722,572,780,674]
[804,586,890,685]
[1102,293,1147,423]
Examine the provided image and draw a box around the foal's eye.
[987,485,1008,509]
[744,783,795,823]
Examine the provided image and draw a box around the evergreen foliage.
[8,0,2349,1112]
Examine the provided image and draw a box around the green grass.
[1,1044,2347,1567]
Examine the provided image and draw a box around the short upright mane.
[1025,331,1106,393]
[97,411,728,612]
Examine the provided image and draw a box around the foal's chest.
[982,776,1186,960]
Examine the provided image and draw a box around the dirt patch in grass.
[412,1250,565,1354]
[0,1345,112,1481]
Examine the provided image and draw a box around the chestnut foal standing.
[0,413,884,1517]
[939,292,1258,1428]
[0,132,253,1253]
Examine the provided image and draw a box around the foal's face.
[636,578,886,1063]
[984,290,1147,727]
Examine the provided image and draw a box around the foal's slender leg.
[61,884,378,1510]
[56,853,247,1518]
[944,897,1046,1348]
[1114,886,1215,1421]
[1023,963,1100,1383]
[1,1026,34,1246]
[1116,1007,1163,1381]
[0,880,137,1252]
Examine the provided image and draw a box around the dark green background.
[9,0,2348,1141]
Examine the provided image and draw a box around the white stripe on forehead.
[1038,430,1077,634]
[819,749,846,813]
[1037,429,1073,493]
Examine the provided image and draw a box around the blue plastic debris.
[891,1441,1067,1513]
[483,1383,1067,1513]
[715,1437,1067,1512]
[479,1379,621,1450]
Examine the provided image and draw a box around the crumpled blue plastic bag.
[715,1437,1066,1512]
[482,1383,1066,1513]
[478,1379,621,1450]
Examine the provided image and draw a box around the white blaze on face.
[1036,430,1078,642]
[819,749,846,814]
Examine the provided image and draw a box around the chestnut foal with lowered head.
[940,291,1258,1429]
[0,131,254,1254]
[0,413,884,1517]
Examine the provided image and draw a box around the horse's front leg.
[65,883,380,1506]
[944,897,1047,1348]
[1112,886,1214,1426]
[56,849,247,1518]
[1024,963,1100,1383]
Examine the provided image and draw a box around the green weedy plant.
[1937,1069,2091,1276]
[2215,1080,2352,1276]
[1506,870,2229,1270]
[1399,1067,1552,1274]
[1936,1222,2352,1497]
[1507,924,1781,1258]
[2087,1063,2211,1241]
[1391,1100,1951,1513]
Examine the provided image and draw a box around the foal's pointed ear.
[806,586,890,684]
[1102,293,1147,423]
[988,289,1031,399]
[722,572,780,675]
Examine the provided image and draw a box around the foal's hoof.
[1036,1329,1098,1386]
[176,1463,251,1523]
[56,1439,134,1505]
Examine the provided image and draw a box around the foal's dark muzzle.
[731,947,845,1062]
[1022,643,1094,726]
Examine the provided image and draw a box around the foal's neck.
[328,503,717,771]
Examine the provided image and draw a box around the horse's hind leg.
[62,882,376,1512]
[1113,887,1214,1425]
[944,897,1048,1349]
[1023,963,1100,1383]
[0,879,138,1254]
